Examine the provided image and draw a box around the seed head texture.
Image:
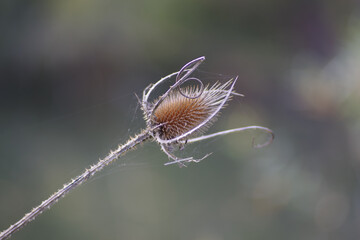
[152,81,232,140]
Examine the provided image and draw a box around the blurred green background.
[1,0,360,239]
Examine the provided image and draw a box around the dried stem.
[0,130,150,240]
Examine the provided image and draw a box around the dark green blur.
[1,0,360,239]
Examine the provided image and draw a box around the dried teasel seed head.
[140,56,272,166]
[151,80,234,141]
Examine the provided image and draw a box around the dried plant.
[0,56,274,240]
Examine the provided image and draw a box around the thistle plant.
[0,56,274,240]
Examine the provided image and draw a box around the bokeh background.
[1,0,360,239]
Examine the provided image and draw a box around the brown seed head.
[151,81,233,141]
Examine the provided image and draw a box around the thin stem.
[0,130,151,240]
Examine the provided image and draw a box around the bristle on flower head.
[151,80,234,141]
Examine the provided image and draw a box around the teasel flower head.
[151,80,233,141]
[141,56,274,166]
